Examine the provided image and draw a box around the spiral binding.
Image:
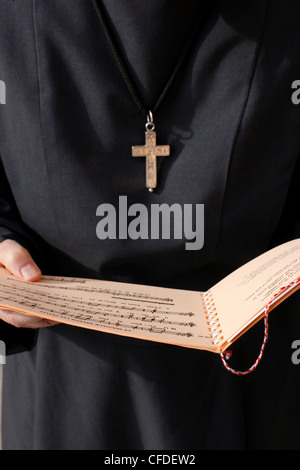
[203,290,224,347]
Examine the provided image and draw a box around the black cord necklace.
[91,0,203,191]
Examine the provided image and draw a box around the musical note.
[0,271,204,349]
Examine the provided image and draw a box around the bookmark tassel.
[220,306,270,376]
[220,278,300,376]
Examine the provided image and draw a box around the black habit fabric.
[0,0,299,450]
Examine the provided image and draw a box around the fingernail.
[20,263,40,280]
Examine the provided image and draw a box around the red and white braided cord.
[220,278,300,376]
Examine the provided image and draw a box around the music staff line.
[0,286,197,329]
[0,285,194,318]
[0,292,194,338]
[11,276,174,304]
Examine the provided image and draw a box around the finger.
[0,308,57,329]
[0,239,41,281]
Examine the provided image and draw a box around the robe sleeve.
[0,157,45,355]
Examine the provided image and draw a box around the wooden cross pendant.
[132,114,170,192]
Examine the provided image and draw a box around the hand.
[0,239,57,328]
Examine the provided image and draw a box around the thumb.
[0,239,41,282]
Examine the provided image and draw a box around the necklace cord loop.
[91,0,205,116]
[146,111,155,131]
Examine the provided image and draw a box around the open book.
[0,239,299,354]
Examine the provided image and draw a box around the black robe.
[0,0,299,450]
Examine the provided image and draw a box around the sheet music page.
[209,239,300,343]
[0,268,217,352]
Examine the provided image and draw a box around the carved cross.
[132,130,170,191]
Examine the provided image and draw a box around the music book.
[0,239,299,355]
